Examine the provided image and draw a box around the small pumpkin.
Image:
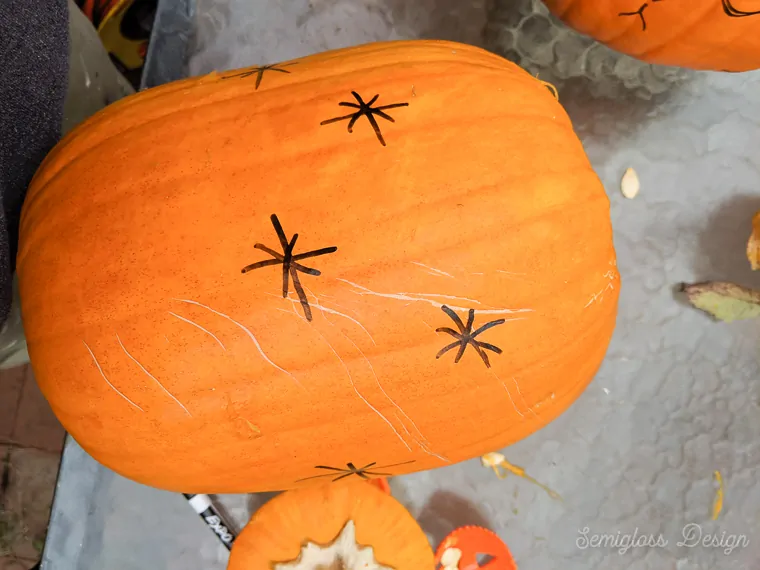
[226,479,433,570]
[18,39,618,493]
[543,0,760,71]
[435,526,517,570]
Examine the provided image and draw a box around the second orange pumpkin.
[544,0,760,71]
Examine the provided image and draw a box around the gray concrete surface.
[42,1,760,569]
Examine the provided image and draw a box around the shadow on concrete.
[417,490,493,549]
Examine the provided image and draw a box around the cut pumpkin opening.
[227,479,433,570]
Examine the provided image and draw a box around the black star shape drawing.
[435,305,506,368]
[618,0,663,31]
[723,0,760,17]
[222,62,295,89]
[320,91,409,146]
[295,460,416,483]
[241,214,337,321]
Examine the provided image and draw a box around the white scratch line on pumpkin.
[411,262,455,278]
[323,299,361,316]
[496,269,531,282]
[395,412,412,438]
[175,298,303,389]
[115,334,192,417]
[420,445,451,463]
[307,295,438,455]
[421,320,433,330]
[497,270,527,276]
[337,279,533,316]
[391,411,449,462]
[340,330,428,446]
[310,327,411,451]
[83,341,144,412]
[491,370,524,418]
[275,289,377,347]
[168,311,227,350]
[584,282,615,308]
[511,376,538,419]
[304,287,377,346]
[407,292,482,303]
[318,305,376,344]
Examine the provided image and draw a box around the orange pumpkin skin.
[226,480,434,570]
[18,39,618,493]
[544,0,760,71]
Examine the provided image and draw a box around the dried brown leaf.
[681,281,760,322]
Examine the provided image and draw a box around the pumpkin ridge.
[27,41,553,191]
[347,166,606,237]
[76,46,516,148]
[25,60,545,197]
[21,95,575,251]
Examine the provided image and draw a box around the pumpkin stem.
[533,72,559,100]
[483,453,563,501]
[539,79,559,100]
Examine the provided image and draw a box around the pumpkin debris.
[680,281,760,322]
[620,167,640,199]
[274,520,393,570]
[481,452,562,500]
[746,211,760,270]
[440,547,462,570]
[712,471,724,520]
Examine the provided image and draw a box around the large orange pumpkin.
[18,39,619,493]
[543,0,760,71]
[226,480,434,570]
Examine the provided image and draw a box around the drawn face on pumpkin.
[543,0,760,71]
[17,39,618,493]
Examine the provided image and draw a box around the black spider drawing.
[295,461,416,483]
[241,214,337,321]
[319,91,409,146]
[435,305,506,369]
[618,0,663,31]
[723,0,760,16]
[222,63,295,89]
